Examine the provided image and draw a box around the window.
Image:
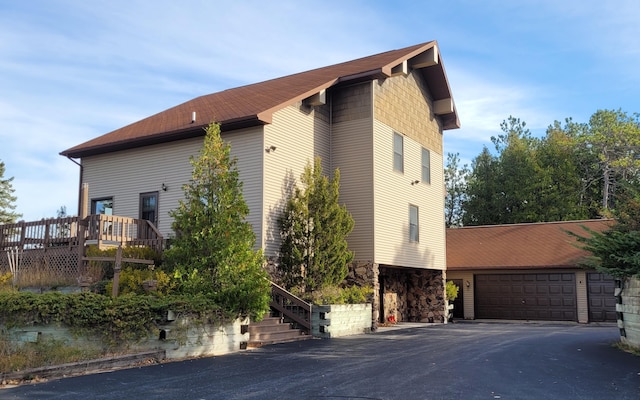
[140,192,158,225]
[393,132,404,173]
[409,205,419,242]
[421,148,431,184]
[91,197,113,215]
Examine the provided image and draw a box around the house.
[60,41,459,326]
[446,219,616,323]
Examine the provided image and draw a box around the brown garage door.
[587,273,616,322]
[475,273,577,321]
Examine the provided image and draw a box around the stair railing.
[269,282,312,333]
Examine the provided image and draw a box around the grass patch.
[0,334,104,373]
[613,341,640,356]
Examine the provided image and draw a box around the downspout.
[66,156,84,217]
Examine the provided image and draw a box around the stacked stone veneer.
[347,261,446,327]
[380,267,446,323]
[618,277,640,348]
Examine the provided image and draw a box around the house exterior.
[446,219,616,323]
[61,41,459,326]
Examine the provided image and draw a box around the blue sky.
[1,0,639,221]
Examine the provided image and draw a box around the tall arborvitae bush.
[164,123,270,319]
[279,157,354,293]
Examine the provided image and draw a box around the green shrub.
[445,281,459,301]
[0,291,226,347]
[86,245,161,280]
[298,285,372,305]
[105,266,175,296]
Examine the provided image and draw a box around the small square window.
[409,205,419,242]
[393,132,404,173]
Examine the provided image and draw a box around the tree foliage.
[458,110,639,226]
[444,152,468,227]
[163,123,270,319]
[572,184,640,279]
[0,160,21,224]
[278,157,354,293]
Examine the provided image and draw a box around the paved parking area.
[3,321,639,399]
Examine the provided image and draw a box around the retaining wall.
[5,317,249,361]
[618,277,640,348]
[312,304,372,338]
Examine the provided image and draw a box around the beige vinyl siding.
[576,270,588,323]
[82,137,203,237]
[331,118,374,260]
[263,104,329,257]
[224,127,265,248]
[446,271,475,319]
[81,127,264,245]
[372,120,446,270]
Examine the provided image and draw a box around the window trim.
[393,132,404,173]
[139,191,159,225]
[421,147,431,184]
[91,197,113,215]
[409,204,419,243]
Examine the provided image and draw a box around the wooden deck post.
[111,244,123,297]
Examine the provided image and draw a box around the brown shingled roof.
[446,220,613,270]
[61,41,459,158]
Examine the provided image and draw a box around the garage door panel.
[587,273,616,322]
[476,273,577,321]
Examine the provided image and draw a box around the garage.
[475,273,577,321]
[587,273,616,322]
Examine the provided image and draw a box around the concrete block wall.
[312,304,372,338]
[6,317,249,361]
[618,277,640,348]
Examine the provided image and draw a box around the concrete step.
[247,331,312,348]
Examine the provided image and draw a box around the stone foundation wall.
[347,260,379,329]
[380,267,446,323]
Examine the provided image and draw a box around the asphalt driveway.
[3,321,639,399]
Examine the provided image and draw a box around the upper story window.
[421,148,431,184]
[409,204,419,242]
[393,132,404,173]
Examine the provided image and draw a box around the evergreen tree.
[572,184,640,279]
[0,160,21,224]
[164,123,270,319]
[279,157,354,293]
[444,152,468,227]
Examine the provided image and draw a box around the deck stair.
[244,316,312,348]
[243,282,314,348]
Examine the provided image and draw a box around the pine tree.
[0,160,21,224]
[164,123,270,319]
[279,157,354,293]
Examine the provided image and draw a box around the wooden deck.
[0,215,163,287]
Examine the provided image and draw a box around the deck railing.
[0,215,163,286]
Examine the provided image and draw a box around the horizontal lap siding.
[373,121,445,270]
[372,72,445,270]
[82,137,203,236]
[82,128,264,244]
[263,105,329,257]
[332,118,374,260]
